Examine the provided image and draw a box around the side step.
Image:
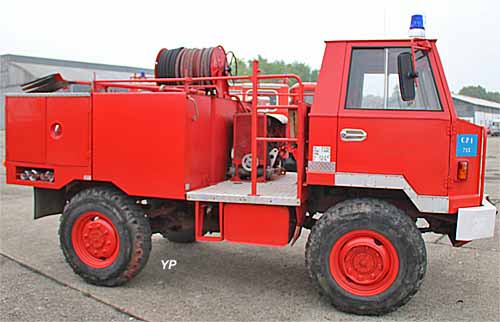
[194,201,223,241]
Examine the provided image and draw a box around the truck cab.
[307,39,494,239]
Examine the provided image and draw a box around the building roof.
[0,54,154,90]
[1,54,153,74]
[452,94,500,110]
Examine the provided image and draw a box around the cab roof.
[325,38,437,44]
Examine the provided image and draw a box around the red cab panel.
[306,42,346,186]
[336,111,451,196]
[448,119,485,212]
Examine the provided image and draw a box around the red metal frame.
[248,61,305,199]
[231,113,268,182]
[194,201,224,241]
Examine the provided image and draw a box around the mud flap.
[34,187,65,219]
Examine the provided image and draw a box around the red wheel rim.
[71,211,120,268]
[329,230,399,296]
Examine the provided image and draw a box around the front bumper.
[456,197,497,241]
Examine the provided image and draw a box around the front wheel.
[305,198,426,315]
[59,187,152,286]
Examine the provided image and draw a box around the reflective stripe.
[308,161,336,173]
[335,172,449,213]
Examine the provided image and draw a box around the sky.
[1,0,499,92]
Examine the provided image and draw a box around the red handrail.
[250,61,259,195]
[248,60,304,202]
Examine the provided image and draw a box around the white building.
[452,94,500,127]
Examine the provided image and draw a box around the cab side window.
[346,48,442,111]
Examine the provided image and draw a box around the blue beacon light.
[409,14,425,38]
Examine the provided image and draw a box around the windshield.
[346,47,442,111]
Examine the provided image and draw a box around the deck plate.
[187,173,299,206]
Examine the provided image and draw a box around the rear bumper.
[456,197,497,241]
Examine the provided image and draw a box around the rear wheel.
[305,198,426,315]
[59,187,152,286]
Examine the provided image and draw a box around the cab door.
[336,43,452,208]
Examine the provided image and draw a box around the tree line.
[236,56,319,84]
[458,85,500,103]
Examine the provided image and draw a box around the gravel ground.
[0,256,135,322]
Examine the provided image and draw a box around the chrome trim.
[335,172,449,213]
[340,128,367,142]
[308,161,336,173]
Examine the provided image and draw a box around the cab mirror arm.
[398,52,417,101]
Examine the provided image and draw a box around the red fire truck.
[4,38,497,315]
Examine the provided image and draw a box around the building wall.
[453,98,500,127]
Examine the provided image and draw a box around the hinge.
[444,175,453,189]
[447,125,457,136]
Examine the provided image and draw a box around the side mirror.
[397,52,417,101]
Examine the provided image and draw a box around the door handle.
[340,128,367,142]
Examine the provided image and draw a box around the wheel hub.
[329,230,399,296]
[81,219,117,259]
[71,212,120,268]
[340,237,389,285]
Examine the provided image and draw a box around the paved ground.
[0,130,499,322]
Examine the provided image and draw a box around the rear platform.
[186,173,299,206]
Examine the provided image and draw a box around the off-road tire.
[59,187,152,286]
[305,198,426,315]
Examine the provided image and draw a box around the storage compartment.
[46,96,90,166]
[93,93,236,199]
[223,204,292,246]
[5,94,92,188]
[6,96,46,163]
[6,95,91,166]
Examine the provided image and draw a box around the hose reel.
[155,46,230,90]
